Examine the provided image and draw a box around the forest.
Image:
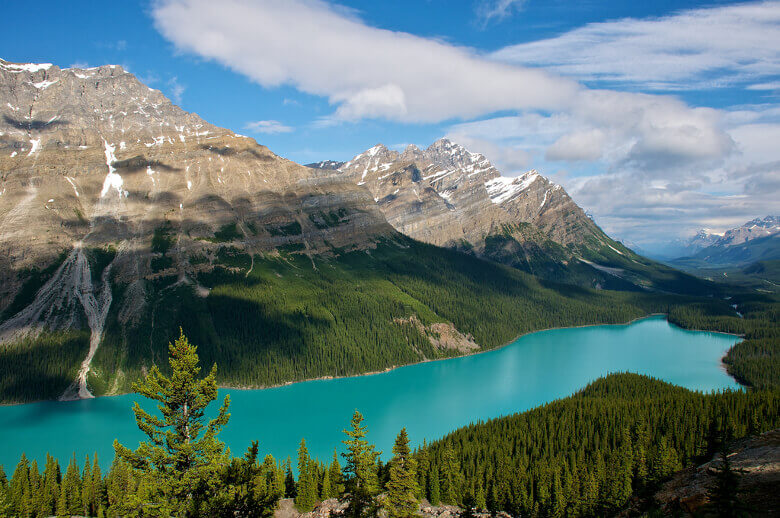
[1,329,777,518]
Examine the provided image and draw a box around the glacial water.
[0,316,741,471]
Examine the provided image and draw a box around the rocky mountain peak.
[0,57,394,399]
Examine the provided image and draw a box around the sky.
[2,0,779,251]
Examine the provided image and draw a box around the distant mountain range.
[673,216,780,268]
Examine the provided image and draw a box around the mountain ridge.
[311,138,713,293]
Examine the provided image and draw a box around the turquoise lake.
[0,316,741,471]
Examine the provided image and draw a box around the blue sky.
[3,0,779,249]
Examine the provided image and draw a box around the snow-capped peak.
[0,59,53,73]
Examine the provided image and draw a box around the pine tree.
[439,445,460,505]
[474,477,486,511]
[59,454,82,517]
[0,470,11,518]
[91,453,105,517]
[707,448,747,518]
[9,453,31,517]
[40,454,60,517]
[341,410,380,518]
[385,428,418,518]
[81,454,92,516]
[198,441,279,518]
[114,329,231,516]
[428,467,440,506]
[105,455,135,517]
[328,449,343,498]
[294,439,317,511]
[282,458,295,499]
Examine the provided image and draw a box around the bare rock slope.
[0,58,392,399]
[315,140,691,291]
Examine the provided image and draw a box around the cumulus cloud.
[244,120,293,134]
[492,1,780,91]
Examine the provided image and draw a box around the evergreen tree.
[327,449,343,498]
[59,454,82,517]
[198,441,279,518]
[439,445,460,505]
[707,448,747,518]
[0,467,10,518]
[81,454,92,516]
[114,329,231,516]
[41,454,60,517]
[9,453,31,517]
[284,458,296,499]
[428,467,440,506]
[105,456,135,517]
[341,410,380,518]
[385,428,418,518]
[294,439,317,511]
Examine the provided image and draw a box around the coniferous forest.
[1,324,778,518]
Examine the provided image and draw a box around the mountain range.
[309,139,709,292]
[673,216,780,268]
[0,58,714,403]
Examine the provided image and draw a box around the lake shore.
[221,312,745,393]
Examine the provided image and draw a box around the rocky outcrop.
[273,498,509,518]
[653,429,780,517]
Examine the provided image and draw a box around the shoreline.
[225,312,744,392]
[1,312,746,406]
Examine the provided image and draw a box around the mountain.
[0,58,677,404]
[312,140,712,293]
[305,159,344,170]
[673,216,780,268]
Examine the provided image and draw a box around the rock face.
[315,139,635,286]
[0,58,393,398]
[654,429,780,517]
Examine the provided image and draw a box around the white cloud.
[546,129,606,162]
[746,81,780,90]
[151,0,579,123]
[167,76,186,104]
[492,1,780,91]
[477,0,527,24]
[244,120,293,134]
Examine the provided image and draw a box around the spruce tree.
[341,410,380,518]
[428,467,440,506]
[294,439,317,511]
[81,454,92,516]
[707,448,746,517]
[284,458,296,498]
[385,428,418,518]
[59,454,82,517]
[9,453,31,517]
[40,454,59,517]
[105,456,135,517]
[114,329,231,516]
[199,441,279,518]
[328,449,343,498]
[439,445,460,505]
